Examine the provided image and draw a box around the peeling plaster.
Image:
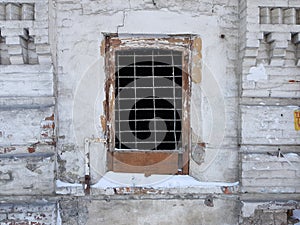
[247,64,268,82]
[191,37,202,83]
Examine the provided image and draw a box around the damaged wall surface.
[0,0,299,224]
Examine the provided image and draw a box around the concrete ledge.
[0,96,55,109]
[240,97,300,106]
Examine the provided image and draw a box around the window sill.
[55,172,239,196]
[91,172,239,195]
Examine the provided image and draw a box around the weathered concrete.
[84,198,239,225]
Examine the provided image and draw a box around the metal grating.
[115,49,183,151]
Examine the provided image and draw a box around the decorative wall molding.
[0,3,35,21]
[0,0,51,65]
[260,7,300,25]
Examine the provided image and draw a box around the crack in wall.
[116,10,126,34]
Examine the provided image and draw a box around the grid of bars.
[115,49,183,151]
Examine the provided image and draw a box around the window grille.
[115,49,183,151]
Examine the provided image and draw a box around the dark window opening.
[105,36,193,175]
[115,49,183,151]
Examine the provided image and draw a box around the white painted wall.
[56,0,239,185]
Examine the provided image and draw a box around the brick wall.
[239,0,300,223]
[0,0,299,224]
[0,202,57,225]
[0,0,56,224]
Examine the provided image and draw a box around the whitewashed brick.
[271,8,283,24]
[0,154,55,195]
[242,80,256,89]
[285,59,296,66]
[0,66,53,96]
[246,32,264,40]
[0,107,54,145]
[7,45,22,55]
[241,153,300,193]
[289,0,300,7]
[240,144,300,153]
[260,24,300,33]
[38,54,52,64]
[244,48,259,57]
[271,90,300,98]
[242,186,296,193]
[285,50,296,59]
[242,89,270,97]
[9,55,24,64]
[243,178,299,187]
[267,33,291,43]
[241,106,300,145]
[30,28,49,36]
[245,38,260,48]
[21,3,34,20]
[283,8,297,24]
[5,3,21,20]
[5,36,20,45]
[260,8,270,24]
[0,4,5,20]
[269,58,285,66]
[267,67,300,76]
[242,57,257,67]
[270,48,286,57]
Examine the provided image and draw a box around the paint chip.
[247,64,267,81]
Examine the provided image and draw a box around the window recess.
[104,36,193,175]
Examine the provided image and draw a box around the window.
[104,35,192,175]
[115,49,182,151]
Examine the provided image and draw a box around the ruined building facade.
[0,0,300,224]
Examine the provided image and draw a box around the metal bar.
[117,53,121,149]
[171,50,178,150]
[133,51,137,149]
[152,50,157,150]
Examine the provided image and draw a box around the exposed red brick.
[222,186,232,194]
[114,187,163,195]
[30,222,46,225]
[41,123,55,129]
[6,221,47,225]
[27,147,35,153]
[45,114,54,121]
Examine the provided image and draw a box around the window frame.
[104,35,192,175]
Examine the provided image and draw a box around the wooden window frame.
[104,35,193,175]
